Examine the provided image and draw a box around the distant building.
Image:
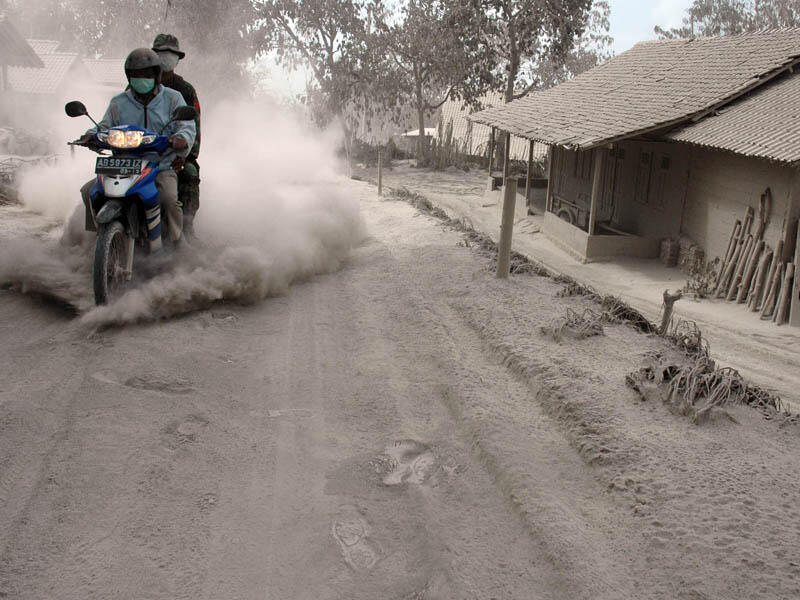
[439,91,545,162]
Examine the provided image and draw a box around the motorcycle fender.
[96,199,124,225]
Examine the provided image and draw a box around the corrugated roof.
[668,70,800,164]
[0,18,43,68]
[439,92,547,161]
[469,29,800,150]
[8,52,82,94]
[83,58,126,87]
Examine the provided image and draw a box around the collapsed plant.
[626,319,786,424]
[539,307,605,341]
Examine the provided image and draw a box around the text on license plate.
[95,157,142,176]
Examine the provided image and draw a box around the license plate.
[95,157,142,176]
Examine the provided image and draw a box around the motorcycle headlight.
[141,134,157,145]
[107,129,143,149]
[97,132,108,143]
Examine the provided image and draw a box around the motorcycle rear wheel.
[93,221,127,305]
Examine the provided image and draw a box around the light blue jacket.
[93,85,197,171]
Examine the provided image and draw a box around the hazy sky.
[610,0,694,53]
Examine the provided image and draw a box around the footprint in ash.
[382,440,437,486]
[331,505,382,572]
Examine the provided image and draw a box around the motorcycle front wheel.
[93,221,127,305]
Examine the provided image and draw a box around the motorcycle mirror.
[172,106,197,121]
[65,101,88,118]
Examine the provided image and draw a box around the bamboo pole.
[761,262,784,319]
[496,179,518,279]
[776,263,794,325]
[727,235,754,301]
[761,240,784,311]
[714,220,741,293]
[736,238,763,303]
[748,248,772,311]
[790,226,800,326]
[717,240,743,298]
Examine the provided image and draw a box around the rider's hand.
[78,133,94,144]
[169,136,189,150]
[171,156,186,172]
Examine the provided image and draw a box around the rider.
[152,33,201,237]
[79,48,195,245]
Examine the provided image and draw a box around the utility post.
[497,179,518,279]
[378,149,383,196]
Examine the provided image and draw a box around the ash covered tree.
[451,0,596,105]
[253,0,388,152]
[379,0,471,162]
[655,0,800,38]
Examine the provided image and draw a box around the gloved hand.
[171,156,186,171]
[78,133,95,144]
[169,136,189,150]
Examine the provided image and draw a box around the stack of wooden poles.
[713,188,795,325]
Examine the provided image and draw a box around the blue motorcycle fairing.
[89,161,163,242]
[93,125,170,154]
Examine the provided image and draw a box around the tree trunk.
[414,64,426,166]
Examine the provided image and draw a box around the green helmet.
[152,33,185,59]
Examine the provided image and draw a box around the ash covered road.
[1,180,799,600]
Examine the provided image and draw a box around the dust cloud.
[0,98,366,325]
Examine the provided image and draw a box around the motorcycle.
[65,100,197,306]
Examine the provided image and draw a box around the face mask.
[158,52,180,73]
[130,77,156,94]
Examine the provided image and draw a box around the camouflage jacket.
[162,72,201,160]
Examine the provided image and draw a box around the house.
[470,29,800,325]
[0,17,43,91]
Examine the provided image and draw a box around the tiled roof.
[439,92,547,161]
[8,52,81,94]
[469,29,800,149]
[0,18,43,68]
[668,70,800,165]
[83,58,126,87]
[27,39,60,54]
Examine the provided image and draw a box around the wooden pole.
[545,146,555,213]
[714,220,741,292]
[526,139,534,212]
[776,263,794,325]
[790,225,800,326]
[588,149,605,236]
[737,239,763,303]
[748,248,772,310]
[727,234,753,301]
[761,262,784,319]
[659,289,683,335]
[496,179,518,279]
[378,149,383,196]
[488,127,496,176]
[503,131,511,182]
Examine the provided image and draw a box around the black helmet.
[124,47,162,81]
